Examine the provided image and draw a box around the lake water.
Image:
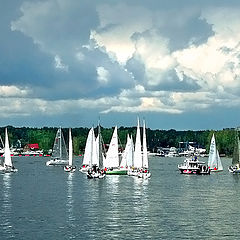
[0,156,240,240]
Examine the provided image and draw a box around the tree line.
[0,126,237,156]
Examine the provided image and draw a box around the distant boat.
[64,128,76,172]
[46,128,68,166]
[208,133,223,172]
[228,130,240,173]
[0,128,18,173]
[104,126,127,175]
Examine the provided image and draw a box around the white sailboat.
[46,127,68,166]
[85,124,106,179]
[208,133,223,172]
[138,120,151,179]
[128,118,142,176]
[0,128,18,173]
[64,128,76,172]
[79,127,98,173]
[104,126,119,168]
[134,118,142,169]
[104,126,127,175]
[96,123,106,178]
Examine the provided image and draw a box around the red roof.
[28,143,39,149]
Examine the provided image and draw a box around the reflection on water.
[1,173,14,239]
[65,173,76,239]
[66,174,75,223]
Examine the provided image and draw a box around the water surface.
[0,156,239,239]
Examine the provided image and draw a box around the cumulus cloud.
[174,7,240,97]
[0,86,30,97]
[5,0,240,124]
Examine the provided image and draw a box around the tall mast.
[98,120,103,169]
[69,128,73,166]
[60,127,62,159]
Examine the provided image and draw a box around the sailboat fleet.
[2,122,240,177]
[78,118,151,179]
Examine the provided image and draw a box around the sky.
[1,0,240,130]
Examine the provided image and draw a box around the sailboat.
[85,124,106,179]
[96,123,106,178]
[46,127,68,166]
[79,127,98,173]
[138,119,151,179]
[228,130,240,173]
[104,126,127,175]
[0,128,18,173]
[128,118,142,176]
[208,133,223,172]
[64,128,76,172]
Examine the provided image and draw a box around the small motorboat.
[178,156,210,175]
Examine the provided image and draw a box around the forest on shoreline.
[0,126,237,156]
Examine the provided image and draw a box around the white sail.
[216,149,223,170]
[82,127,98,167]
[120,134,130,168]
[208,133,223,171]
[92,131,99,166]
[133,118,142,168]
[68,128,73,166]
[96,135,99,161]
[128,135,134,167]
[4,128,12,167]
[142,120,148,169]
[96,129,105,169]
[104,126,119,168]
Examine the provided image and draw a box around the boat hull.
[79,166,91,173]
[0,165,18,173]
[210,169,223,172]
[106,169,127,175]
[228,166,240,173]
[64,165,76,172]
[138,172,151,179]
[46,159,68,166]
[87,172,106,179]
[128,170,139,176]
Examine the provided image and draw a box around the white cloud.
[97,66,110,84]
[8,1,240,119]
[173,7,240,96]
[54,55,68,71]
[0,86,30,97]
[92,3,152,64]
